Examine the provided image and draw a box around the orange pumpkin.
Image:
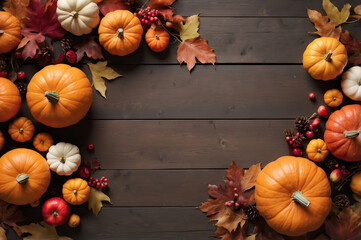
[0,148,51,205]
[98,10,143,56]
[68,214,80,228]
[0,77,21,122]
[62,178,90,205]
[324,89,343,107]
[26,64,93,128]
[303,37,347,81]
[0,130,4,151]
[33,133,53,152]
[324,104,361,161]
[255,156,331,236]
[306,138,328,162]
[0,11,21,54]
[145,26,170,52]
[8,117,35,142]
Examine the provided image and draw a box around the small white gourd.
[341,66,361,101]
[46,142,81,176]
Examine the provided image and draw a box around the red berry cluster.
[224,188,242,209]
[88,176,108,189]
[134,7,159,29]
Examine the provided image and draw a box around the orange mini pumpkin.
[8,117,35,142]
[0,11,21,54]
[26,64,93,128]
[306,138,328,162]
[62,178,90,205]
[0,77,21,122]
[33,133,53,152]
[303,37,347,81]
[145,26,170,52]
[98,10,143,56]
[0,130,4,151]
[324,89,343,107]
[68,214,80,228]
[0,148,51,205]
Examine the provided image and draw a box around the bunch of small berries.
[134,7,159,29]
[14,71,27,96]
[224,187,242,209]
[88,176,108,189]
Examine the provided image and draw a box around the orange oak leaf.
[177,38,216,71]
[74,36,104,62]
[3,0,30,27]
[324,208,361,240]
[307,8,341,39]
[97,0,130,16]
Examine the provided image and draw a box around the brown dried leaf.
[324,208,361,240]
[322,0,351,26]
[340,30,361,53]
[74,36,104,63]
[88,188,112,216]
[355,5,361,15]
[307,9,341,39]
[3,0,30,27]
[20,222,72,240]
[215,225,253,240]
[253,218,285,240]
[0,200,25,238]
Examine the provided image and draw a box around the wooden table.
[5,0,361,239]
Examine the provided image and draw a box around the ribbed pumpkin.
[8,117,35,142]
[255,156,331,236]
[351,171,361,196]
[0,11,22,53]
[26,64,93,128]
[324,89,343,107]
[306,138,328,162]
[0,77,21,122]
[62,178,90,205]
[33,133,53,152]
[0,148,51,205]
[303,37,347,81]
[324,104,361,161]
[98,10,143,56]
[145,26,170,52]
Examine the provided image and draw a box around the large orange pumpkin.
[0,11,22,54]
[98,10,143,56]
[26,64,93,128]
[0,148,51,205]
[0,77,21,122]
[303,37,347,81]
[324,104,361,161]
[255,156,331,236]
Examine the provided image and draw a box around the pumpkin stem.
[116,28,124,39]
[323,50,333,62]
[344,130,360,138]
[73,190,78,195]
[291,190,310,207]
[16,173,29,184]
[0,30,4,35]
[45,91,59,103]
[70,11,78,18]
[155,34,159,40]
[19,128,23,134]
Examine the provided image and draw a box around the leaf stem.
[160,24,182,43]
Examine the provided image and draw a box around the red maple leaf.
[177,38,216,71]
[17,33,45,59]
[92,158,101,171]
[74,36,104,62]
[0,200,25,237]
[324,208,361,240]
[340,30,361,54]
[97,0,130,16]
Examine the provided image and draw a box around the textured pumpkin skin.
[98,10,143,56]
[303,37,347,81]
[0,11,22,54]
[26,64,93,128]
[306,138,329,162]
[0,148,51,205]
[351,172,361,196]
[68,214,80,227]
[324,104,361,161]
[324,89,343,107]
[341,66,361,101]
[33,133,53,152]
[62,178,90,205]
[255,156,331,236]
[145,27,170,52]
[8,117,35,142]
[0,77,21,122]
[0,130,4,151]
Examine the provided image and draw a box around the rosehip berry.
[79,166,90,179]
[101,183,105,188]
[330,169,342,182]
[96,182,101,189]
[235,202,240,207]
[88,143,94,150]
[233,188,238,192]
[292,148,302,157]
[104,178,108,182]
[0,71,7,78]
[292,143,300,148]
[311,118,320,128]
[66,50,76,64]
[305,130,314,138]
[234,193,239,198]
[104,182,108,187]
[335,164,339,168]
[100,176,105,182]
[165,21,173,28]
[286,136,291,141]
[341,169,350,177]
[318,105,329,117]
[230,200,234,204]
[17,71,26,80]
[88,181,92,185]
[95,179,99,183]
[288,140,293,145]
[296,132,300,137]
[309,92,315,100]
[89,177,94,181]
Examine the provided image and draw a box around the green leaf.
[174,15,200,41]
[20,222,72,240]
[322,0,351,26]
[88,188,112,216]
[87,61,122,98]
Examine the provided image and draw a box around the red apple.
[317,105,329,117]
[42,197,69,226]
[330,169,342,183]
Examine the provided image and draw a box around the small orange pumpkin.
[306,139,328,162]
[98,10,143,56]
[303,37,347,81]
[33,133,53,152]
[8,117,35,142]
[68,214,80,228]
[324,89,343,107]
[145,26,170,52]
[0,130,4,151]
[62,178,90,205]
[0,11,22,54]
[0,77,21,122]
[0,148,51,205]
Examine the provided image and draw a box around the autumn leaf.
[74,36,104,63]
[307,9,341,39]
[253,218,285,240]
[92,157,101,173]
[322,0,351,26]
[215,225,254,240]
[0,227,6,240]
[149,0,183,23]
[199,162,260,234]
[87,61,122,98]
[97,0,130,16]
[173,15,199,41]
[3,0,30,27]
[355,5,361,15]
[324,208,361,240]
[177,38,216,71]
[0,200,25,238]
[340,30,361,53]
[17,33,45,59]
[88,188,112,216]
[20,222,72,240]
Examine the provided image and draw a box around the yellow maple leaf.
[322,0,351,26]
[88,188,112,216]
[20,222,72,240]
[174,15,200,41]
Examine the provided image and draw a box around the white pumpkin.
[56,0,100,36]
[341,66,361,101]
[46,142,81,176]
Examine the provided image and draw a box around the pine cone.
[38,44,53,67]
[15,81,27,95]
[283,128,293,138]
[294,133,306,145]
[324,158,338,170]
[243,205,260,221]
[334,194,351,208]
[295,116,309,133]
[61,38,73,51]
